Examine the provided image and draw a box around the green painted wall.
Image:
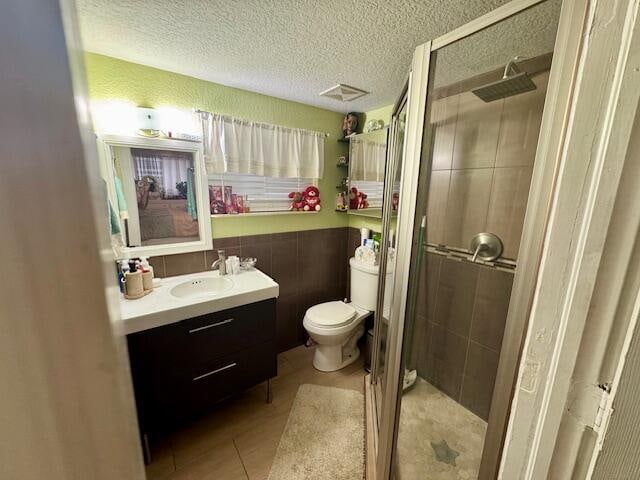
[360,104,394,130]
[84,53,349,238]
[347,213,383,233]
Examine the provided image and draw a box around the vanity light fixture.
[319,83,369,102]
[136,107,160,137]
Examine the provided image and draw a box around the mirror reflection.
[348,128,388,218]
[103,137,210,258]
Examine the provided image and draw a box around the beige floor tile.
[157,345,367,479]
[170,388,278,468]
[234,412,290,480]
[168,440,247,480]
[146,437,176,480]
[275,353,295,379]
[281,344,316,370]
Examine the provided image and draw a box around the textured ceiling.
[433,0,561,88]
[76,0,559,113]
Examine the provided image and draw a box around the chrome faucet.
[211,249,227,275]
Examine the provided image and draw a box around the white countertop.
[118,269,279,335]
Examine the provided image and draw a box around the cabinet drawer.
[126,298,278,434]
[181,299,275,365]
[145,341,276,431]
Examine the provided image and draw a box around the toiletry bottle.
[119,260,131,294]
[372,232,381,252]
[139,257,154,293]
[124,269,144,299]
[140,257,154,276]
[360,227,370,246]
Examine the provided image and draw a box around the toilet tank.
[350,257,382,311]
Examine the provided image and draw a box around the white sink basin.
[119,269,279,335]
[170,275,234,299]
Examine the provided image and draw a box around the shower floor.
[395,377,487,480]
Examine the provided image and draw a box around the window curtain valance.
[201,112,325,179]
[350,137,386,182]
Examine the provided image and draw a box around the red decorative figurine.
[302,186,322,211]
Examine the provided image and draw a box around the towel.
[114,175,129,220]
[109,200,121,235]
[186,168,198,220]
[355,245,378,266]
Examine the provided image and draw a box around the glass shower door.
[374,1,563,478]
[372,88,408,424]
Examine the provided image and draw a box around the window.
[200,112,325,213]
[350,179,384,208]
[208,173,316,213]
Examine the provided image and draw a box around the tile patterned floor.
[146,345,366,480]
[395,378,487,480]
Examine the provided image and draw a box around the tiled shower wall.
[404,69,550,421]
[149,227,354,353]
[408,251,514,421]
[426,70,549,259]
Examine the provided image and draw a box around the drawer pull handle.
[188,318,234,334]
[192,362,237,381]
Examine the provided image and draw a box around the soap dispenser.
[139,257,154,294]
[140,257,153,276]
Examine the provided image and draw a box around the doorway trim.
[0,0,145,478]
[500,0,640,477]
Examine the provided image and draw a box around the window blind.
[351,180,384,208]
[208,173,316,212]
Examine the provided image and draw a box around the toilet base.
[311,323,365,372]
[313,346,361,372]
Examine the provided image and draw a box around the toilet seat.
[306,301,356,328]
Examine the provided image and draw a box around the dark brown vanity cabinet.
[126,298,277,436]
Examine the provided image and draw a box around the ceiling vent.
[319,83,369,102]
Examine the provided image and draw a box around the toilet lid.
[307,301,356,328]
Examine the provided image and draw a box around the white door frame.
[0,1,145,478]
[500,0,640,478]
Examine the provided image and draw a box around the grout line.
[232,439,250,480]
[469,338,502,355]
[432,164,535,171]
[460,267,482,403]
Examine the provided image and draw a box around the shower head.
[471,57,536,102]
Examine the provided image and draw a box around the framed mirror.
[98,134,212,258]
[347,128,389,218]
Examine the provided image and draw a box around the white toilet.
[303,257,381,372]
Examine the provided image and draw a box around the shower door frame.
[374,0,587,478]
[371,76,409,394]
[367,84,408,479]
